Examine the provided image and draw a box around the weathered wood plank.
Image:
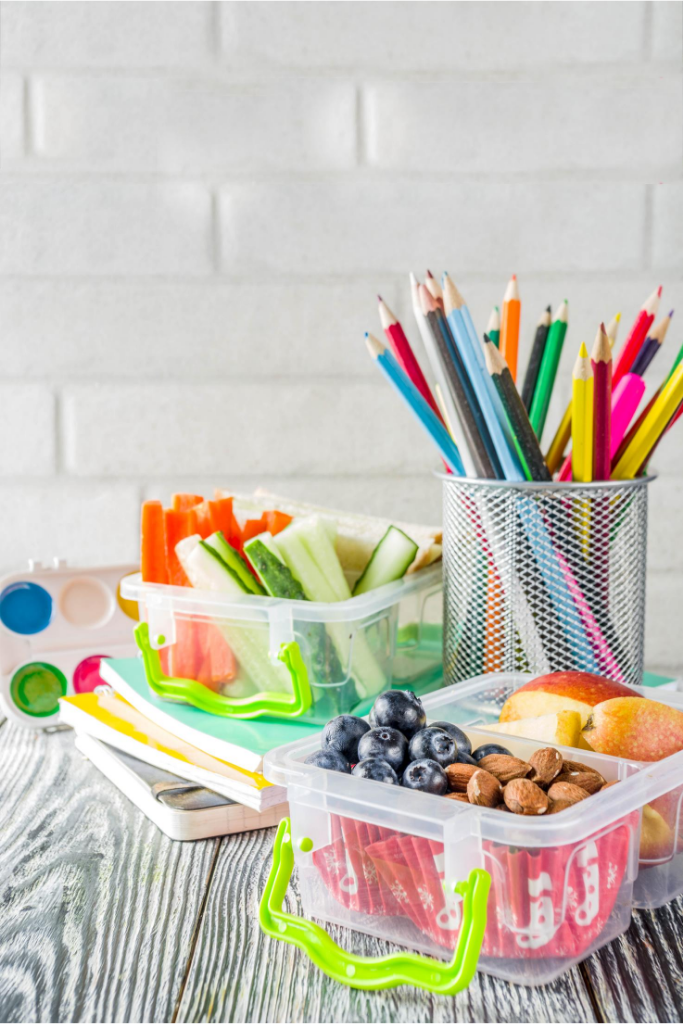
[0,723,217,1024]
[177,827,597,1024]
[583,896,683,1023]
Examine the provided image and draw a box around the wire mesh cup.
[441,475,652,686]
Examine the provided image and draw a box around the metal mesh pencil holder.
[441,475,652,687]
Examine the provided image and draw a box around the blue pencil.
[365,333,465,476]
[443,275,524,482]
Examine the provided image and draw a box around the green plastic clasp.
[134,622,313,719]
[259,818,490,994]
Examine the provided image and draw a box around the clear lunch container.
[263,675,683,987]
[120,566,443,725]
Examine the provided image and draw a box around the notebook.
[59,689,287,811]
[75,734,287,841]
[99,657,321,772]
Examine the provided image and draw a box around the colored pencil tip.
[658,285,663,296]
[579,342,589,357]
[600,322,606,333]
[377,294,383,303]
[494,305,499,312]
[615,312,622,321]
[426,269,434,279]
[669,309,675,317]
[483,333,491,344]
[546,305,552,313]
[365,332,384,358]
[511,274,516,280]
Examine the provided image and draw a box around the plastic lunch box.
[262,674,683,989]
[121,566,443,725]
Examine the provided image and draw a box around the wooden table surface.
[2,720,683,1024]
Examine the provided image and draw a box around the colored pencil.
[425,270,444,310]
[365,333,464,475]
[521,306,552,412]
[419,285,499,478]
[410,274,476,477]
[591,323,612,480]
[529,300,569,441]
[443,275,523,481]
[612,362,683,479]
[483,337,551,482]
[612,286,661,387]
[377,296,443,421]
[630,310,673,377]
[611,341,683,469]
[500,274,521,381]
[548,311,620,477]
[571,343,594,483]
[610,374,646,459]
[487,306,500,348]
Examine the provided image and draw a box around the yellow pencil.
[612,362,683,478]
[572,343,594,483]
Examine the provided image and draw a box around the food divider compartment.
[122,566,443,724]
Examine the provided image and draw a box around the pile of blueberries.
[305,689,511,795]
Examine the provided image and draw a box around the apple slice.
[486,710,583,748]
[499,672,640,727]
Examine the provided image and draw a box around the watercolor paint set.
[0,560,139,728]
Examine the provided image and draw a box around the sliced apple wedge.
[486,710,583,748]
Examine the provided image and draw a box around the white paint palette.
[0,560,139,729]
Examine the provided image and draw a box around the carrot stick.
[193,501,213,538]
[208,498,242,551]
[264,510,293,535]
[172,493,204,512]
[164,508,198,586]
[141,500,168,584]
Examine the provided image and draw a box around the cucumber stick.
[274,519,386,698]
[175,536,291,695]
[204,531,265,595]
[243,537,306,600]
[352,526,418,596]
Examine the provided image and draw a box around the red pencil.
[612,286,661,387]
[591,323,612,480]
[377,296,444,422]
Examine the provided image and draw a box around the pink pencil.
[610,374,646,459]
[378,297,444,423]
[612,286,661,387]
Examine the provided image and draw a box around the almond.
[563,759,603,776]
[467,769,503,807]
[477,754,532,784]
[445,762,478,794]
[444,792,470,803]
[527,747,563,786]
[554,770,604,795]
[601,780,619,791]
[547,781,590,806]
[547,798,572,814]
[504,778,549,816]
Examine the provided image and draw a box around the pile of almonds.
[444,747,617,815]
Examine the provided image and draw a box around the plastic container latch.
[267,603,295,662]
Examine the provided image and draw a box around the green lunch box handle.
[259,817,491,994]
[134,622,313,719]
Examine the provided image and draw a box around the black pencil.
[484,336,551,482]
[419,285,500,478]
[520,306,551,412]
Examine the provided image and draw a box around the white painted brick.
[652,184,683,272]
[142,475,442,525]
[0,279,402,378]
[651,1,683,61]
[645,572,683,671]
[62,383,436,477]
[1,2,212,68]
[0,482,140,571]
[222,2,645,70]
[365,78,682,176]
[0,74,24,167]
[0,386,55,476]
[31,76,356,173]
[221,182,646,276]
[0,181,212,276]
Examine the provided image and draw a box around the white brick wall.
[1,1,682,672]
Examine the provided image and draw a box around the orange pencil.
[500,275,521,382]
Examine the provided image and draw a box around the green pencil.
[529,300,569,441]
[487,306,500,348]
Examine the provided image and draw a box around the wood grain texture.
[583,897,683,1023]
[176,827,597,1024]
[0,723,217,1024]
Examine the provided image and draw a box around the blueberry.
[456,750,479,766]
[408,727,457,768]
[370,690,426,739]
[357,727,408,772]
[351,758,399,785]
[304,749,351,773]
[430,721,472,757]
[472,743,513,762]
[402,758,449,795]
[322,714,370,763]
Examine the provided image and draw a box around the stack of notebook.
[59,655,320,840]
